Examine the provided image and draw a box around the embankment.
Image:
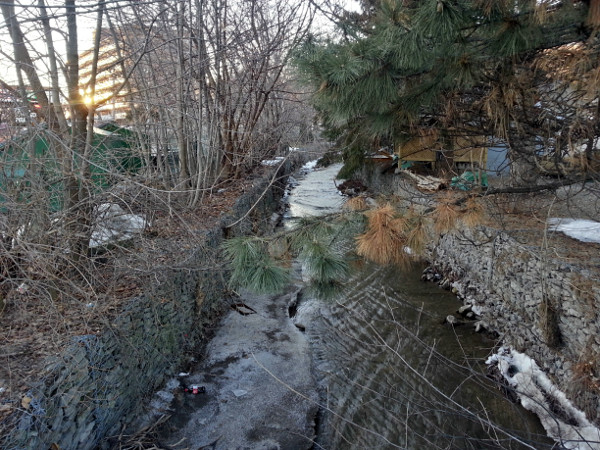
[3,162,294,450]
[358,164,600,425]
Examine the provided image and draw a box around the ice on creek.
[548,218,600,244]
[90,203,147,248]
[487,347,600,449]
[148,378,180,412]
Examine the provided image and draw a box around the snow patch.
[261,156,286,167]
[470,304,484,316]
[301,159,318,171]
[548,218,600,244]
[232,389,248,397]
[149,377,181,412]
[90,203,147,248]
[487,347,600,449]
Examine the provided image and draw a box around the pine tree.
[295,0,599,185]
[223,0,600,296]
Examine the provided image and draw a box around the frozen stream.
[152,162,551,449]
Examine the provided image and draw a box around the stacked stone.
[3,161,294,450]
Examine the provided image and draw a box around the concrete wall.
[3,164,292,450]
[357,166,600,424]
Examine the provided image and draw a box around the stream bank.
[357,163,600,447]
[0,160,298,450]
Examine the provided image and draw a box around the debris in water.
[183,385,206,395]
[232,389,248,398]
[231,302,257,316]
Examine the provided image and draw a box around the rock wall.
[357,166,600,424]
[3,163,293,450]
[431,227,600,422]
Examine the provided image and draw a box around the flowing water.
[151,163,552,449]
[287,163,552,449]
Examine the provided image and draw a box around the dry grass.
[572,341,600,406]
[108,414,187,450]
[573,359,600,393]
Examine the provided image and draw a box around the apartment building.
[79,31,130,123]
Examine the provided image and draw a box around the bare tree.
[105,0,315,204]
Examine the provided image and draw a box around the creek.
[285,163,551,449]
[153,162,552,449]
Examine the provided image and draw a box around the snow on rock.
[487,347,600,449]
[261,156,286,167]
[471,304,484,316]
[548,218,600,244]
[90,203,147,248]
[148,378,181,413]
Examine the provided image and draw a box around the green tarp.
[0,124,143,212]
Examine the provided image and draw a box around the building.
[396,129,488,171]
[79,31,130,123]
[0,87,44,132]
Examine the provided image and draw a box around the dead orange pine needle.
[461,197,485,228]
[433,195,460,234]
[343,196,369,211]
[356,205,408,265]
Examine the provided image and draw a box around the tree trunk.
[588,0,600,27]
[65,0,91,264]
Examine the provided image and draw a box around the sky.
[0,0,361,90]
[0,1,118,87]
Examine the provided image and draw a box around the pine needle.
[461,197,485,228]
[300,240,349,283]
[355,204,408,266]
[221,236,264,268]
[221,237,289,294]
[343,196,369,211]
[433,194,460,233]
[405,208,429,256]
[247,260,289,294]
[289,218,336,252]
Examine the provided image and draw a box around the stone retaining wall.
[431,227,600,422]
[357,165,600,424]
[3,163,293,450]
